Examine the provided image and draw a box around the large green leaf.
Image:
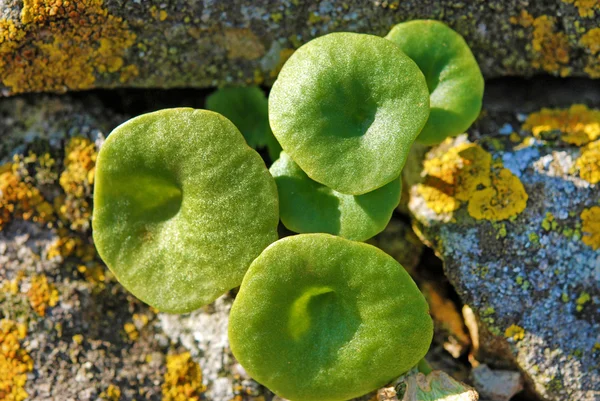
[270,152,401,241]
[386,20,484,145]
[92,108,279,313]
[269,32,429,195]
[229,234,433,401]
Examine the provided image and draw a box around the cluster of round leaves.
[93,19,482,401]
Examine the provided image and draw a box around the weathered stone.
[409,96,600,400]
[471,364,524,401]
[1,0,600,96]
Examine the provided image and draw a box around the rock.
[1,0,600,95]
[471,364,524,401]
[409,98,600,400]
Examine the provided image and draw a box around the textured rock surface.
[409,94,600,400]
[1,0,600,95]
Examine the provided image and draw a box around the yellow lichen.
[576,291,591,312]
[576,140,600,184]
[57,137,97,231]
[100,384,122,401]
[72,334,84,344]
[529,15,571,76]
[562,0,600,18]
[0,0,137,94]
[162,353,206,401]
[522,104,600,146]
[504,324,525,341]
[468,169,529,221]
[418,141,528,221]
[581,28,600,78]
[47,228,96,262]
[27,275,59,316]
[581,206,600,249]
[222,29,265,60]
[0,320,33,401]
[123,322,138,341]
[509,9,534,28]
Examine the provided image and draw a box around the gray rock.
[409,101,600,400]
[1,0,600,95]
[471,364,523,401]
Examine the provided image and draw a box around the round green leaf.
[229,234,433,401]
[92,108,279,313]
[270,152,401,241]
[269,32,430,195]
[386,20,484,145]
[206,86,282,161]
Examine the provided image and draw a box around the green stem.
[416,358,433,374]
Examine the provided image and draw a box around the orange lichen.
[576,140,600,184]
[27,275,59,316]
[0,0,137,94]
[418,142,528,221]
[0,158,54,231]
[162,353,206,401]
[522,105,600,145]
[47,228,96,262]
[530,15,570,76]
[504,324,525,341]
[562,0,600,18]
[0,320,33,401]
[581,206,600,250]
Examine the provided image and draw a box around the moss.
[0,320,33,401]
[0,0,137,94]
[576,140,600,184]
[418,141,528,221]
[27,274,59,316]
[581,206,600,250]
[504,324,525,341]
[522,104,600,146]
[162,352,206,401]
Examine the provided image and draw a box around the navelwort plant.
[92,20,483,401]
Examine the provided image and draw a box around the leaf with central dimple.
[92,108,279,313]
[269,32,430,195]
[229,234,433,401]
[386,20,484,145]
[270,152,401,241]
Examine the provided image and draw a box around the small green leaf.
[229,234,433,401]
[206,86,282,161]
[386,20,484,145]
[92,108,279,313]
[269,32,430,195]
[270,152,401,241]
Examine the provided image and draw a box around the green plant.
[228,234,432,401]
[270,151,401,241]
[385,20,485,145]
[268,32,430,195]
[93,20,484,401]
[92,108,279,313]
